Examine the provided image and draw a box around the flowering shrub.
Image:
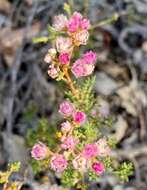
[30,5,133,190]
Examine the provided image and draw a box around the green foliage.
[26,118,58,149]
[63,3,72,17]
[114,162,133,182]
[99,116,114,128]
[26,118,58,174]
[73,121,99,145]
[103,157,113,170]
[89,170,98,181]
[23,101,37,121]
[65,76,96,113]
[83,122,99,144]
[31,159,50,175]
[107,136,117,148]
[32,36,49,44]
[61,167,81,188]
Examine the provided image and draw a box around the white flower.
[52,14,68,31]
[56,36,73,53]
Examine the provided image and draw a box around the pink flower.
[74,30,89,46]
[48,65,59,79]
[73,111,86,123]
[61,121,72,132]
[56,37,73,53]
[59,53,70,64]
[50,154,67,173]
[71,59,86,78]
[83,51,97,64]
[96,138,110,157]
[61,136,79,150]
[80,18,90,30]
[82,144,99,159]
[72,58,95,78]
[92,162,105,175]
[67,12,90,33]
[67,12,82,33]
[72,155,87,172]
[52,14,68,31]
[59,101,74,117]
[31,142,47,160]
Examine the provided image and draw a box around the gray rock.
[95,72,118,95]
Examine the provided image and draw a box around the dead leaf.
[0,22,40,67]
[99,61,129,80]
[113,115,128,142]
[24,0,33,6]
[116,79,147,116]
[142,40,147,52]
[0,0,11,14]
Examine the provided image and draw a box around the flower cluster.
[31,9,110,182]
[43,12,94,80]
[31,8,133,189]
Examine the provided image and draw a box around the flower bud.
[44,54,52,63]
[61,121,72,132]
[48,65,59,79]
[59,53,70,64]
[92,162,105,175]
[73,111,86,123]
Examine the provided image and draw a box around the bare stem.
[63,66,78,97]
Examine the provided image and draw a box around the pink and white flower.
[48,65,59,79]
[53,14,68,31]
[48,48,57,57]
[83,51,97,64]
[44,48,57,63]
[96,138,110,157]
[31,142,48,160]
[56,36,73,53]
[61,121,72,132]
[59,101,74,117]
[72,58,95,78]
[71,59,85,78]
[72,155,87,172]
[59,53,70,64]
[44,54,52,63]
[50,154,67,173]
[92,162,105,175]
[74,30,89,46]
[73,111,86,123]
[82,144,99,159]
[61,136,79,150]
[84,63,95,76]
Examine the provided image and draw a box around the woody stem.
[63,67,78,97]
